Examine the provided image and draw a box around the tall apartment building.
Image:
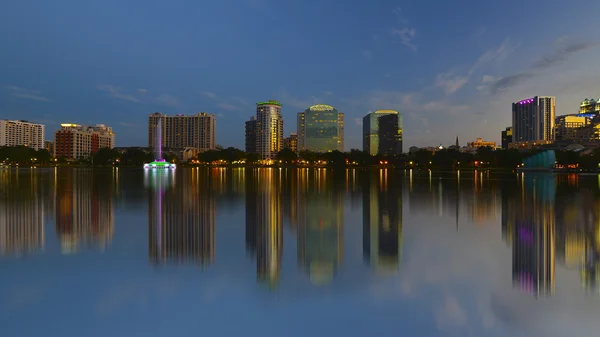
[54,123,115,159]
[297,104,344,152]
[254,100,283,160]
[0,120,45,150]
[512,96,556,142]
[148,112,216,152]
[283,133,298,152]
[363,110,402,155]
[245,116,258,153]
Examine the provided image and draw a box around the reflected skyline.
[1,168,600,298]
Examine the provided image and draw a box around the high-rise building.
[501,127,513,149]
[297,104,344,152]
[255,100,284,160]
[512,96,555,142]
[377,113,403,155]
[0,120,45,150]
[554,115,591,141]
[148,112,216,152]
[283,133,298,152]
[363,110,402,155]
[54,123,115,159]
[578,98,600,115]
[245,116,257,153]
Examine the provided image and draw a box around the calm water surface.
[1,168,599,337]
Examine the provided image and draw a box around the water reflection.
[363,169,402,274]
[245,168,283,287]
[55,169,115,254]
[146,169,214,267]
[5,168,600,335]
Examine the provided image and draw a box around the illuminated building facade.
[363,110,402,155]
[147,112,216,152]
[297,104,344,153]
[0,119,45,150]
[254,101,283,160]
[283,132,298,152]
[378,113,403,155]
[54,123,115,159]
[553,115,600,141]
[363,170,403,273]
[512,96,555,142]
[578,98,600,115]
[245,116,257,153]
[467,138,496,148]
[501,127,512,149]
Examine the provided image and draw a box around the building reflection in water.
[363,169,403,274]
[245,168,283,288]
[511,174,556,298]
[296,168,344,285]
[55,169,115,254]
[0,169,45,257]
[146,169,215,267]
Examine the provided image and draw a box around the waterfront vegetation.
[3,145,600,169]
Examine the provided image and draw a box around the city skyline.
[1,1,599,149]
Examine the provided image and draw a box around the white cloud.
[156,94,180,107]
[137,89,148,94]
[216,102,238,111]
[436,72,469,95]
[97,84,140,103]
[392,28,417,51]
[201,91,218,99]
[3,85,50,102]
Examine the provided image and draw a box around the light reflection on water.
[0,168,600,337]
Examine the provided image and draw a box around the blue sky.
[1,0,599,149]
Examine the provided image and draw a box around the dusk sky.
[1,0,599,149]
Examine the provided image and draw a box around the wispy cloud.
[137,88,148,94]
[97,84,140,103]
[482,38,598,94]
[156,94,180,107]
[434,38,514,95]
[392,28,417,51]
[201,91,246,112]
[389,7,417,51]
[200,91,218,99]
[3,85,50,102]
[435,72,469,95]
[216,102,238,111]
[361,49,373,59]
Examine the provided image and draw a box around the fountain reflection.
[146,169,215,267]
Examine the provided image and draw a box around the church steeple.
[455,135,459,148]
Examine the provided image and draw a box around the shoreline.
[2,164,596,173]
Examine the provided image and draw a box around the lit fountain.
[144,117,176,169]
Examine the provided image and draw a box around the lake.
[0,168,599,337]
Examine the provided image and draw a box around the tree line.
[3,145,600,169]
